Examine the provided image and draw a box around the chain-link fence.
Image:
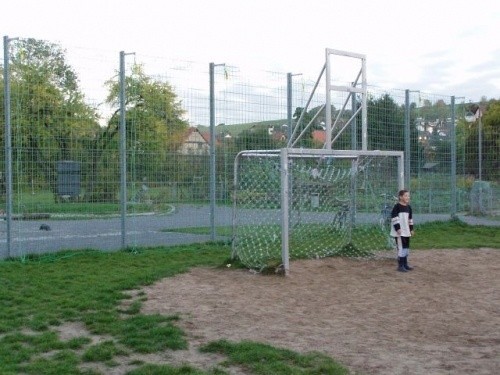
[1,37,498,260]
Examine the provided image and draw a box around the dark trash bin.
[56,161,81,202]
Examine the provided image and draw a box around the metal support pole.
[280,148,290,275]
[325,52,332,150]
[119,51,134,248]
[209,63,216,240]
[361,57,368,151]
[404,90,411,188]
[286,73,300,231]
[450,96,457,218]
[3,36,16,258]
[351,83,357,150]
[209,63,224,240]
[287,73,293,141]
[119,51,127,249]
[478,113,483,213]
[478,117,483,182]
[398,154,405,191]
[286,73,293,231]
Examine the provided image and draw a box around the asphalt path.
[0,205,231,259]
[0,204,496,259]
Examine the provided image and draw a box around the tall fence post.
[119,51,127,249]
[209,63,215,241]
[3,36,17,259]
[287,73,293,141]
[404,89,411,189]
[450,96,457,218]
[119,51,135,248]
[209,62,226,241]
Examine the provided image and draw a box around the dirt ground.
[140,248,500,375]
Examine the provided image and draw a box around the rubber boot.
[397,257,407,272]
[403,256,413,271]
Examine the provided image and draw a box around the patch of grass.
[126,363,227,374]
[0,243,229,373]
[82,340,128,362]
[413,219,500,249]
[161,226,233,237]
[200,339,350,375]
[119,299,143,315]
[117,315,187,353]
[20,350,89,375]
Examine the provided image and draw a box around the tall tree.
[88,63,190,200]
[2,38,99,195]
[463,100,500,181]
[366,93,405,151]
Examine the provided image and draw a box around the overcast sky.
[3,0,500,104]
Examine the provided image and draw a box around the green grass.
[200,340,349,374]
[5,190,173,218]
[162,226,233,237]
[412,219,500,249]
[0,242,350,374]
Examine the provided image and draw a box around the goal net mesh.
[232,150,403,271]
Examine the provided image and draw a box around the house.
[312,130,326,146]
[178,127,212,155]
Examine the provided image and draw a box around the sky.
[3,0,500,106]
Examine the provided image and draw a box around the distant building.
[312,130,326,146]
[178,127,212,155]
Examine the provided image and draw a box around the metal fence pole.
[209,63,218,241]
[209,62,225,240]
[351,83,357,150]
[119,51,137,248]
[404,90,411,189]
[280,148,290,275]
[3,36,17,258]
[119,51,127,249]
[287,73,292,141]
[450,96,457,217]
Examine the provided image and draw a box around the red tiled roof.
[312,130,326,143]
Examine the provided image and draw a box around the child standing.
[390,189,415,272]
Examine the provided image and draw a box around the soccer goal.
[232,148,404,274]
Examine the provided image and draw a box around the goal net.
[232,148,404,273]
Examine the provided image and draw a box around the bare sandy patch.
[141,249,500,375]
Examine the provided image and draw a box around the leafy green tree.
[234,127,279,151]
[1,38,99,197]
[105,64,188,153]
[365,93,405,151]
[93,63,189,201]
[463,100,500,181]
[482,100,500,181]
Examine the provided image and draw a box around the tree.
[1,38,99,197]
[88,63,190,201]
[482,101,500,181]
[463,100,500,181]
[366,93,405,151]
[234,127,279,151]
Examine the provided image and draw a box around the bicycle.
[378,193,397,248]
[332,198,350,230]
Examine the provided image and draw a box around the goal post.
[232,148,404,274]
